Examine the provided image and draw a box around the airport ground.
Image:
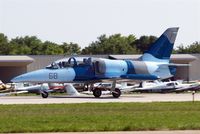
[0,93,200,104]
[1,93,200,134]
[1,101,200,133]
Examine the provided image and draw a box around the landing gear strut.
[111,80,121,98]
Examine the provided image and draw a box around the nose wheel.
[41,91,49,98]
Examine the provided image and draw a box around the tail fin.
[142,27,179,61]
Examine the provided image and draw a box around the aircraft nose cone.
[11,75,25,83]
[11,68,76,83]
[12,72,36,83]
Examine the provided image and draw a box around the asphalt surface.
[0,93,200,104]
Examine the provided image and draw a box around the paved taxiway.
[0,93,200,104]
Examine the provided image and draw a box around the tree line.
[0,33,199,55]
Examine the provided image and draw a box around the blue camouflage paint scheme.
[169,66,177,76]
[12,68,76,83]
[146,34,173,59]
[125,60,136,74]
[103,59,128,77]
[11,28,179,83]
[121,74,159,80]
[146,28,178,60]
[73,59,128,80]
[73,64,94,81]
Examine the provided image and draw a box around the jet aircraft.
[12,27,180,98]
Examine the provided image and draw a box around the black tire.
[112,88,121,98]
[93,88,102,98]
[41,91,49,98]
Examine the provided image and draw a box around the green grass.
[0,102,200,132]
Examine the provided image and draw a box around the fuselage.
[11,27,179,84]
[11,56,172,83]
[9,27,180,99]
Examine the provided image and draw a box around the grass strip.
[0,102,200,132]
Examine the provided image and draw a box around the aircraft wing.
[174,84,200,92]
[158,63,190,67]
[65,84,111,96]
[0,91,28,96]
[121,74,159,80]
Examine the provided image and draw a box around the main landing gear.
[93,88,102,98]
[92,87,121,98]
[92,80,121,98]
[112,88,121,98]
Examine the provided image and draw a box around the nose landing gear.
[41,91,49,98]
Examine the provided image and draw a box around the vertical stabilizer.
[142,27,179,61]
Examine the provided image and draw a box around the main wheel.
[41,91,49,98]
[93,88,102,98]
[112,88,121,98]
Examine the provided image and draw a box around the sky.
[0,0,200,49]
